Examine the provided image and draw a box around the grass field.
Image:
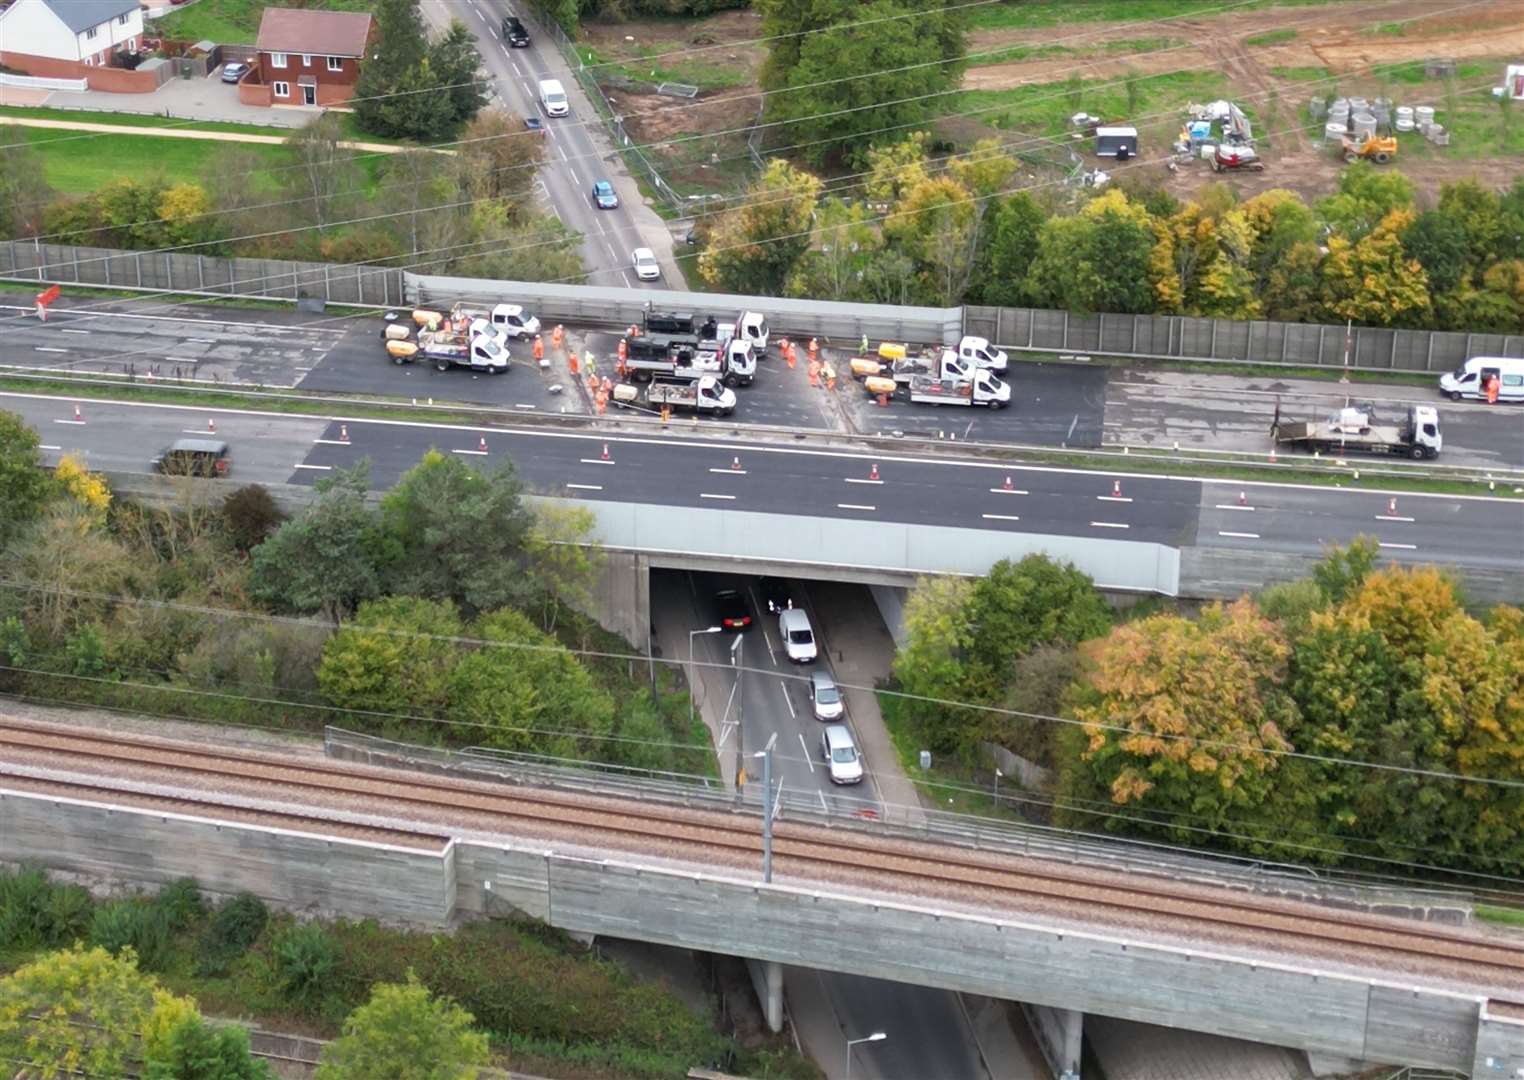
[18,127,293,194]
[0,104,280,137]
[149,0,373,44]
[1245,29,1299,46]
[577,44,751,92]
[960,69,1231,142]
[972,35,1180,68]
[965,0,1360,31]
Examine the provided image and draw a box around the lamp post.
[730,632,744,784]
[752,732,777,883]
[994,767,1003,806]
[688,625,722,732]
[844,1031,887,1080]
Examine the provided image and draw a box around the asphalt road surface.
[9,393,1520,573]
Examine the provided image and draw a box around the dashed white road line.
[38,444,61,451]
[1214,504,1255,511]
[1096,495,1133,503]
[798,732,814,773]
[1218,530,1261,539]
[313,438,351,446]
[778,682,796,718]
[1090,521,1130,529]
[709,467,747,475]
[837,503,876,511]
[1376,514,1415,523]
[700,493,736,501]
[451,448,489,457]
[53,419,85,426]
[34,347,67,353]
[510,59,522,75]
[844,477,883,485]
[59,329,90,336]
[981,513,1021,522]
[294,463,331,471]
[566,483,602,491]
[989,486,1027,495]
[1379,541,1418,550]
[578,457,615,465]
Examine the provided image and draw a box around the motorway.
[419,0,680,287]
[5,390,1522,574]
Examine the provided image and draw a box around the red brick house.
[236,8,372,109]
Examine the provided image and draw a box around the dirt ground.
[580,0,1523,202]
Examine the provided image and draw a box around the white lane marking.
[620,271,634,288]
[818,790,830,813]
[1096,495,1133,503]
[1379,541,1418,550]
[165,357,199,364]
[709,467,747,475]
[566,483,603,491]
[53,419,85,425]
[578,457,615,465]
[38,444,61,451]
[59,329,90,335]
[981,513,1021,522]
[556,144,568,161]
[34,347,67,353]
[313,438,351,446]
[700,493,736,501]
[1090,521,1130,529]
[1215,504,1255,511]
[452,448,489,456]
[187,338,217,344]
[568,166,582,186]
[990,487,1027,495]
[778,682,796,718]
[549,203,563,224]
[511,59,522,75]
[294,463,331,471]
[515,404,537,411]
[844,477,883,485]
[1376,514,1415,523]
[1218,530,1261,539]
[798,732,814,774]
[837,503,876,511]
[294,366,313,373]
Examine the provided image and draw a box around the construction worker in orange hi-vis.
[1486,373,1500,404]
[618,337,628,361]
[551,324,564,349]
[808,337,819,363]
[532,335,544,362]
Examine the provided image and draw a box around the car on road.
[714,589,752,632]
[524,116,544,135]
[590,180,619,210]
[819,724,864,785]
[220,62,248,84]
[759,577,791,615]
[632,247,661,281]
[152,438,229,477]
[779,607,816,663]
[809,670,843,722]
[538,78,568,117]
[501,15,530,46]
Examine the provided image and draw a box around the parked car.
[152,438,229,477]
[819,724,864,785]
[778,607,816,663]
[714,589,752,632]
[220,62,248,84]
[590,180,619,210]
[501,15,530,46]
[632,247,661,281]
[809,670,843,722]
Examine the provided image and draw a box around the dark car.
[590,180,619,210]
[714,589,753,632]
[523,116,545,136]
[152,438,229,478]
[501,15,530,46]
[220,61,248,84]
[758,577,791,616]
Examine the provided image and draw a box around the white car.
[632,247,661,281]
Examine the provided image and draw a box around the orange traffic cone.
[340,424,349,443]
[1004,476,1014,492]
[601,442,610,461]
[870,462,880,481]
[207,417,216,433]
[478,436,488,453]
[731,456,741,471]
[73,403,82,422]
[1112,479,1121,497]
[1238,490,1247,506]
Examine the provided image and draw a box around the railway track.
[4,717,1524,992]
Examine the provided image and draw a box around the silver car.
[809,670,843,722]
[820,724,863,785]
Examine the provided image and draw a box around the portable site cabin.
[1095,126,1138,158]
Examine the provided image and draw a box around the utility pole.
[731,633,744,788]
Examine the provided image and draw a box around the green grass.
[19,127,293,194]
[0,104,284,136]
[973,35,1180,67]
[1372,20,1407,35]
[966,0,1355,31]
[1477,904,1524,928]
[148,0,374,45]
[579,44,750,92]
[1245,29,1298,46]
[1271,65,1332,82]
[960,69,1231,142]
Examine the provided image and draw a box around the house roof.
[254,8,372,58]
[35,0,139,34]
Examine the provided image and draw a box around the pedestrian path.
[2,115,428,154]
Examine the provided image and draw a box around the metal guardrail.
[322,727,1481,921]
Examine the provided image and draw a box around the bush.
[44,883,95,948]
[89,899,173,971]
[223,485,284,553]
[0,866,54,949]
[153,878,205,931]
[195,892,268,976]
[271,922,338,1011]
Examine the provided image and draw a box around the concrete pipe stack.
[1351,112,1378,139]
[1395,106,1416,132]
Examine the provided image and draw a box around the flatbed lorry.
[613,375,736,416]
[1270,403,1441,459]
[908,371,1010,408]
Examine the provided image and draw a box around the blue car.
[590,180,619,210]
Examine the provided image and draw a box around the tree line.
[699,136,1524,333]
[890,546,1524,880]
[0,413,708,776]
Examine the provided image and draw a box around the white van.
[1439,356,1524,403]
[538,78,569,117]
[778,607,816,664]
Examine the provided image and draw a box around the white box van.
[538,78,568,117]
[778,607,816,663]
[1439,356,1524,403]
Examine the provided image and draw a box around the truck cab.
[708,321,756,386]
[734,310,768,353]
[955,335,1008,372]
[1402,405,1443,456]
[488,304,540,339]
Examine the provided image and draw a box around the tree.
[1237,189,1319,295]
[0,126,55,238]
[757,0,965,167]
[1060,600,1299,844]
[157,182,221,250]
[863,134,930,205]
[1318,161,1414,242]
[1027,189,1156,314]
[285,116,359,233]
[967,192,1045,306]
[377,450,535,615]
[455,205,585,283]
[317,596,463,724]
[451,607,616,756]
[524,503,603,635]
[370,57,457,140]
[786,197,882,301]
[144,1011,272,1080]
[249,462,383,623]
[454,110,544,205]
[315,973,490,1080]
[0,946,157,1080]
[1403,208,1471,296]
[0,409,54,546]
[890,575,973,753]
[382,149,469,263]
[1262,240,1325,323]
[5,501,140,643]
[886,175,979,305]
[53,453,111,524]
[1320,209,1432,327]
[353,0,429,135]
[431,20,488,129]
[698,159,821,295]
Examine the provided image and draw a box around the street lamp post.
[730,632,744,784]
[752,732,777,883]
[844,1031,887,1080]
[688,625,722,733]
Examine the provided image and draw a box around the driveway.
[39,71,317,127]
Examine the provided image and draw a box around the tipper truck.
[1270,403,1441,460]
[613,375,736,416]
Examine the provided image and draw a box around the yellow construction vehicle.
[1341,132,1397,164]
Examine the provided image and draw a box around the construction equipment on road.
[1342,133,1397,164]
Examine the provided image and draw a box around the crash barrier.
[0,240,405,307]
[964,304,1524,374]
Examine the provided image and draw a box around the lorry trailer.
[1270,403,1441,459]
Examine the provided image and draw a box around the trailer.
[908,371,1010,409]
[1270,403,1441,459]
